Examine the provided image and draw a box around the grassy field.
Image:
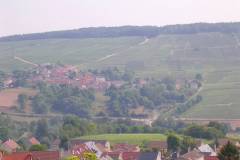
[78,134,167,144]
[1,32,240,118]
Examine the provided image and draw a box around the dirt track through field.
[138,37,149,45]
[14,56,38,66]
[96,37,150,62]
[96,53,118,62]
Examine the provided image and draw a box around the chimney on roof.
[214,144,217,152]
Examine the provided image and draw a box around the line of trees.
[32,83,95,117]
[2,22,240,41]
[106,77,191,116]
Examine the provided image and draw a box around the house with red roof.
[70,142,104,159]
[2,152,32,160]
[122,152,140,160]
[31,151,60,160]
[2,151,60,160]
[148,141,168,154]
[21,137,40,150]
[112,143,140,152]
[17,133,40,150]
[1,139,20,153]
[69,139,111,152]
[204,156,219,160]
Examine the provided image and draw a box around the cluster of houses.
[62,138,239,160]
[175,78,201,92]
[0,133,60,160]
[1,64,126,91]
[29,64,125,91]
[67,139,159,160]
[2,63,201,93]
[0,136,239,160]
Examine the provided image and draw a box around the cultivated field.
[0,88,37,110]
[182,70,240,119]
[78,134,166,144]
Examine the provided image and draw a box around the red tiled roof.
[113,143,139,152]
[3,152,32,160]
[29,137,40,145]
[122,152,140,160]
[32,151,60,160]
[205,156,219,160]
[148,141,167,150]
[3,151,60,160]
[2,139,20,150]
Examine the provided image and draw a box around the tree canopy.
[218,141,240,160]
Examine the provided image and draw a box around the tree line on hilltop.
[1,22,240,41]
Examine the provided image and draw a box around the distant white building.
[198,144,216,156]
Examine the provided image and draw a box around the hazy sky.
[1,0,240,36]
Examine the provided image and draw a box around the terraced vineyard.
[1,31,240,119]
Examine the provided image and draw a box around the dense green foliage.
[12,70,30,87]
[208,121,230,135]
[184,124,225,139]
[167,134,180,152]
[153,118,187,132]
[105,77,196,116]
[32,83,95,116]
[0,71,6,90]
[218,142,240,160]
[175,95,203,115]
[29,144,47,151]
[83,152,98,160]
[64,156,80,160]
[167,134,197,154]
[17,94,28,111]
[180,136,197,154]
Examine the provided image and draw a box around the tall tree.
[167,134,180,153]
[35,119,48,139]
[218,141,239,160]
[18,94,28,111]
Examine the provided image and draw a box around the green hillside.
[1,31,240,119]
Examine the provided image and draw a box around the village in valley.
[2,4,240,159]
[2,63,202,92]
[2,64,127,91]
[0,63,238,160]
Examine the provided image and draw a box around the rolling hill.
[1,23,240,119]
